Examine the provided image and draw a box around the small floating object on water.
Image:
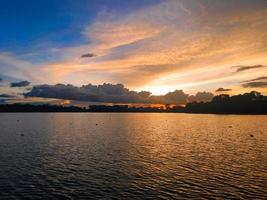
[249,134,254,137]
[17,120,20,122]
[228,125,232,128]
[20,133,24,136]
[96,123,98,126]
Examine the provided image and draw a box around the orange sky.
[0,0,267,96]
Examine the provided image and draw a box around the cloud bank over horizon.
[25,83,214,104]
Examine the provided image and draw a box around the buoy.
[250,134,254,137]
[20,134,24,136]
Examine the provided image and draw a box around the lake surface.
[0,113,266,199]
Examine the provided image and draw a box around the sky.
[0,0,267,104]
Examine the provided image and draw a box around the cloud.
[25,83,214,104]
[241,76,267,88]
[0,53,38,81]
[111,64,179,87]
[233,65,266,73]
[2,0,267,95]
[0,94,16,98]
[0,99,7,104]
[25,83,146,103]
[188,91,214,102]
[81,53,96,58]
[215,88,232,92]
[39,0,267,94]
[149,90,189,104]
[10,81,30,87]
[242,76,267,83]
[0,73,20,83]
[242,81,267,88]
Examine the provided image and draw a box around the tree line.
[0,91,266,114]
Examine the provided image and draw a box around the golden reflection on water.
[0,113,266,199]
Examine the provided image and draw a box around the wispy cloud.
[10,81,30,87]
[242,81,267,88]
[47,0,267,91]
[242,76,267,83]
[241,76,267,88]
[215,88,232,92]
[0,53,45,82]
[1,0,267,95]
[81,53,96,58]
[0,94,16,98]
[233,65,266,73]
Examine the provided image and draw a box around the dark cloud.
[242,76,267,83]
[138,91,152,99]
[0,99,7,104]
[0,94,15,98]
[149,90,189,104]
[25,83,147,103]
[242,81,267,88]
[241,76,267,88]
[188,92,214,102]
[25,83,214,104]
[81,53,96,58]
[10,81,30,87]
[233,65,265,73]
[215,88,232,92]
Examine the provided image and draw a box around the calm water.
[0,113,266,199]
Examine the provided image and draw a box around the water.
[0,113,266,199]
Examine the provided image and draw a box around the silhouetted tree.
[0,91,266,114]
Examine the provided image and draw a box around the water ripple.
[0,113,266,199]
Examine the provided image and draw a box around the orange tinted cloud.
[1,0,267,95]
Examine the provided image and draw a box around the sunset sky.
[0,0,267,104]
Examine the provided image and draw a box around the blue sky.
[0,0,158,58]
[0,0,267,102]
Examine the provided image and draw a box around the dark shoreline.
[1,91,267,114]
[1,111,267,115]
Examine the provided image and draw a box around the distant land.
[0,91,267,114]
